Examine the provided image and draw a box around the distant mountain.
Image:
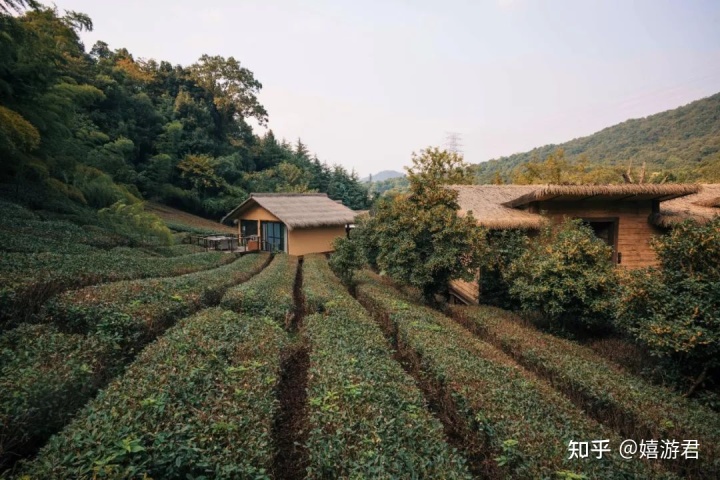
[474,92,720,183]
[362,170,405,183]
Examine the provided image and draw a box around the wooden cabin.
[448,184,720,304]
[221,193,357,256]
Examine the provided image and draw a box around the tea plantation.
[1,200,718,479]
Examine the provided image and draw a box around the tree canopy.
[0,3,369,218]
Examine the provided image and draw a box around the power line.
[444,131,463,155]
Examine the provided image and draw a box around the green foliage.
[0,254,268,467]
[220,254,297,326]
[19,308,286,478]
[507,219,618,330]
[98,201,173,246]
[365,147,486,302]
[0,248,236,329]
[474,93,720,184]
[1,6,368,221]
[616,218,720,381]
[44,253,268,352]
[301,255,470,478]
[479,229,529,309]
[328,235,364,287]
[451,305,720,478]
[355,271,655,479]
[0,324,110,470]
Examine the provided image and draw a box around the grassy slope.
[145,202,236,235]
[475,92,720,182]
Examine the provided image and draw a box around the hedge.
[220,254,297,327]
[355,271,662,479]
[450,304,720,478]
[0,250,237,329]
[18,308,286,479]
[44,253,270,353]
[0,253,269,468]
[300,255,471,478]
[0,324,111,470]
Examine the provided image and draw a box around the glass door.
[261,221,285,252]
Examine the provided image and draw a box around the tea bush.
[0,254,269,465]
[18,309,286,479]
[507,219,618,331]
[301,255,470,478]
[451,305,720,478]
[0,251,237,329]
[45,253,270,353]
[220,254,297,326]
[0,325,111,470]
[356,270,658,479]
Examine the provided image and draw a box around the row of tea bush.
[0,253,269,469]
[355,270,662,479]
[300,255,470,478]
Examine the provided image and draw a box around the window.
[579,217,620,264]
[261,221,285,252]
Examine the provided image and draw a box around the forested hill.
[0,2,368,221]
[474,92,720,184]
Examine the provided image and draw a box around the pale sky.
[56,0,720,177]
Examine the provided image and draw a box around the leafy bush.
[220,254,297,327]
[301,255,470,478]
[507,218,618,331]
[355,270,656,479]
[616,217,720,393]
[44,253,269,352]
[479,229,529,309]
[0,251,236,329]
[98,201,173,246]
[0,254,269,467]
[0,325,111,470]
[328,235,365,287]
[363,149,486,302]
[451,304,720,478]
[19,308,286,478]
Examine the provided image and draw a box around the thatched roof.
[450,184,704,230]
[502,184,699,208]
[449,185,545,229]
[653,184,720,227]
[221,193,357,230]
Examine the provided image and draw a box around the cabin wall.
[288,225,347,256]
[537,200,664,269]
[236,205,281,236]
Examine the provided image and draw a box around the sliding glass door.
[261,221,285,252]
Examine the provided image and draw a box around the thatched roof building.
[448,183,716,304]
[450,184,703,230]
[222,193,357,256]
[222,193,357,230]
[652,184,720,227]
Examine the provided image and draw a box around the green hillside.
[474,92,720,184]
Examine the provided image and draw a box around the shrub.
[0,251,236,329]
[44,253,269,352]
[19,309,286,478]
[355,270,656,479]
[300,255,470,478]
[220,254,297,327]
[0,254,269,467]
[479,229,529,309]
[98,201,174,246]
[507,218,618,331]
[616,217,720,393]
[451,304,720,478]
[0,325,111,470]
[328,235,365,288]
